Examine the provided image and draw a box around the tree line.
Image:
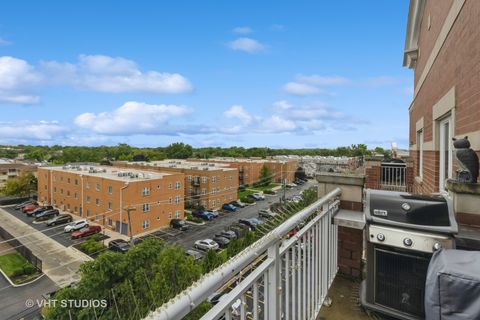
[0,143,390,164]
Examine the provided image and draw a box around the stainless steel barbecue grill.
[360,189,458,320]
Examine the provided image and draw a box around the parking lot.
[0,206,100,248]
[146,180,317,251]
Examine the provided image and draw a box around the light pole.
[125,206,136,246]
[120,182,129,235]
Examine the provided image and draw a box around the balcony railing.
[380,162,407,192]
[145,188,341,320]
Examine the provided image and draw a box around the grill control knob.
[433,242,442,251]
[377,233,385,242]
[403,238,413,247]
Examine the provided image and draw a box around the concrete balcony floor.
[317,275,375,320]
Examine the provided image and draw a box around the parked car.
[229,224,250,238]
[286,183,298,188]
[239,218,263,230]
[71,225,102,239]
[22,203,39,213]
[45,214,73,226]
[170,219,189,231]
[108,239,130,253]
[194,239,219,251]
[192,210,215,221]
[259,208,277,219]
[248,193,265,201]
[185,249,204,261]
[64,219,88,232]
[295,179,306,185]
[205,210,219,218]
[34,209,60,222]
[230,200,246,208]
[216,230,237,240]
[27,206,53,217]
[222,203,236,212]
[15,200,36,210]
[213,236,230,248]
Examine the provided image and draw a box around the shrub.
[264,189,275,195]
[22,264,36,275]
[240,197,255,204]
[80,238,105,256]
[11,268,24,277]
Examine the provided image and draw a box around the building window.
[67,178,70,184]
[86,209,90,217]
[67,190,70,197]
[142,187,150,196]
[74,206,78,212]
[201,176,207,183]
[417,129,424,178]
[67,204,70,210]
[212,176,217,183]
[96,198,100,206]
[175,196,181,204]
[108,202,112,211]
[212,200,216,207]
[168,183,173,189]
[108,218,112,226]
[142,220,150,229]
[75,179,78,185]
[143,203,150,212]
[54,187,57,193]
[60,189,63,194]
[187,175,192,181]
[168,212,172,219]
[74,192,77,199]
[439,117,453,191]
[175,181,181,190]
[86,196,91,203]
[108,186,112,194]
[175,210,180,219]
[188,187,192,193]
[202,188,206,195]
[86,182,90,189]
[96,183,100,191]
[60,176,63,181]
[53,199,57,205]
[201,200,206,206]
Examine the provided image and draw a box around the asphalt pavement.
[168,181,316,250]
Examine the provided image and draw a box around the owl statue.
[452,136,479,183]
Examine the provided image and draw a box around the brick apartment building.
[0,161,37,189]
[112,160,239,210]
[37,165,184,236]
[404,0,479,193]
[190,158,297,186]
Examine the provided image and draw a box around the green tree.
[259,165,272,187]
[0,172,37,197]
[202,250,226,273]
[165,142,193,159]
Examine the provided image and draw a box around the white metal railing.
[145,188,341,320]
[380,162,407,191]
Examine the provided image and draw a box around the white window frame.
[417,129,424,178]
[143,203,150,212]
[142,220,150,229]
[439,117,453,191]
[142,187,150,196]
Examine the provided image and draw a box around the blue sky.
[0,1,412,149]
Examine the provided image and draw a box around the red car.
[22,204,39,213]
[71,225,102,239]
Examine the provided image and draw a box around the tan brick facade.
[406,0,480,194]
[112,161,238,210]
[38,166,184,236]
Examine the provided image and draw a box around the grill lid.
[365,189,458,234]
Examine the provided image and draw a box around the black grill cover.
[425,249,480,320]
[365,189,457,234]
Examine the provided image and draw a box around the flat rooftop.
[206,157,294,164]
[40,165,177,181]
[129,160,237,172]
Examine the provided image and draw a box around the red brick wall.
[409,0,480,194]
[364,161,381,190]
[338,226,363,278]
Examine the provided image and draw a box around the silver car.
[194,239,219,251]
[64,219,88,232]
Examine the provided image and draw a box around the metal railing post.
[267,242,280,319]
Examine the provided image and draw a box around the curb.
[69,246,94,261]
[185,220,205,226]
[0,265,45,288]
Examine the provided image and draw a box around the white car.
[253,193,265,200]
[64,219,88,232]
[194,239,219,251]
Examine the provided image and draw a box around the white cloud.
[74,101,193,135]
[233,27,252,34]
[224,105,253,125]
[0,121,67,141]
[0,56,42,104]
[283,82,321,95]
[295,75,350,86]
[272,100,293,111]
[42,55,193,94]
[0,38,11,46]
[228,38,266,54]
